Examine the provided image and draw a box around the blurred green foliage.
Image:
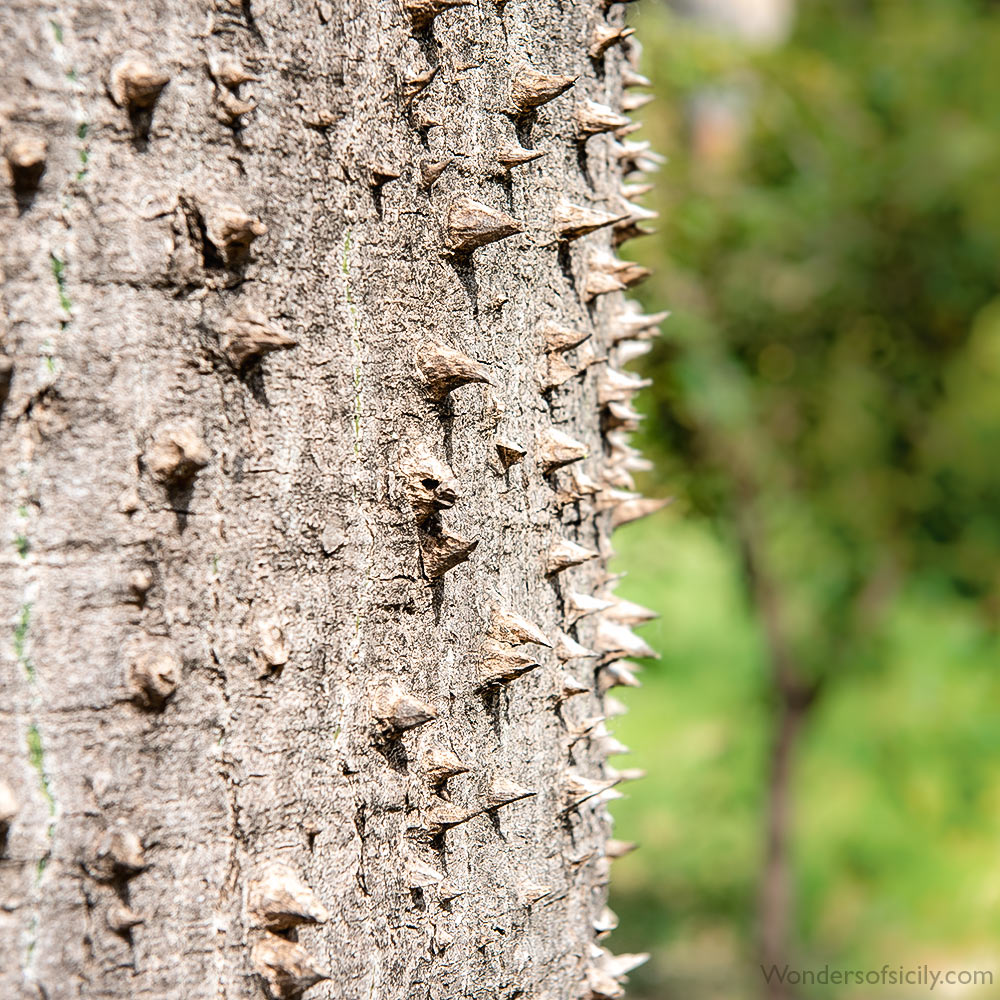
[606,0,1000,996]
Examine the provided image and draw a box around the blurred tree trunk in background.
[0,1,660,997]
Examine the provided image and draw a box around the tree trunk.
[1,1,659,997]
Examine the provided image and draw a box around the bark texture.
[0,0,660,997]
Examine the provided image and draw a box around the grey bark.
[0,1,660,998]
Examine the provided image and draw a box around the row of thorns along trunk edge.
[1,3,668,999]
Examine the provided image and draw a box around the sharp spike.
[604,400,643,430]
[89,827,146,881]
[597,368,652,405]
[563,772,619,811]
[587,966,626,1000]
[584,269,626,302]
[547,538,599,575]
[611,496,670,529]
[575,100,631,139]
[404,0,471,32]
[489,608,552,647]
[420,157,452,188]
[479,640,540,687]
[595,619,659,660]
[614,339,653,365]
[5,136,46,191]
[398,442,460,522]
[612,309,671,342]
[109,52,170,110]
[538,427,588,472]
[496,144,547,168]
[406,856,445,888]
[106,902,143,935]
[598,661,641,692]
[416,341,491,400]
[421,529,478,578]
[589,23,635,60]
[402,65,438,100]
[566,592,614,624]
[603,951,651,979]
[555,631,598,662]
[605,838,638,859]
[622,92,654,113]
[249,862,331,930]
[553,670,591,703]
[487,777,536,808]
[517,883,554,906]
[445,197,524,253]
[205,204,267,265]
[216,89,256,123]
[539,351,580,391]
[129,648,179,708]
[553,201,628,242]
[620,181,654,199]
[542,323,591,353]
[593,905,619,936]
[605,597,659,626]
[423,745,470,783]
[373,689,438,737]
[252,935,330,1000]
[495,438,527,469]
[605,696,628,718]
[622,68,651,89]
[509,65,577,114]
[220,307,297,369]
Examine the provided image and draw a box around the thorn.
[205,204,267,266]
[216,89,256,123]
[615,339,653,365]
[129,648,180,708]
[555,631,597,662]
[553,201,628,242]
[595,619,658,661]
[489,608,552,647]
[593,905,619,936]
[553,670,591,703]
[604,400,643,430]
[619,199,659,224]
[538,351,579,391]
[568,715,607,743]
[538,427,588,473]
[509,65,577,114]
[611,496,670,528]
[587,968,626,999]
[420,529,478,578]
[423,746,470,783]
[404,0,471,32]
[605,597,659,626]
[605,839,638,859]
[542,323,591,353]
[416,341,491,400]
[563,772,619,811]
[249,862,330,930]
[589,23,635,59]
[445,197,524,253]
[373,689,437,737]
[566,592,614,624]
[598,368,652,406]
[252,934,330,1000]
[558,467,602,504]
[106,902,143,935]
[402,65,438,101]
[601,950,651,979]
[487,777,536,808]
[256,616,290,671]
[368,161,402,186]
[574,100,631,139]
[146,423,209,485]
[547,538,598,575]
[478,640,540,687]
[221,307,297,368]
[620,181,654,199]
[622,92,654,113]
[612,220,656,247]
[584,268,626,302]
[611,309,670,342]
[598,735,631,756]
[605,696,628,718]
[622,68,651,88]
[495,438,526,469]
[398,442,460,522]
[421,800,478,833]
[209,53,259,88]
[89,826,146,881]
[406,856,445,888]
[496,144,547,168]
[517,883,554,906]
[109,52,170,110]
[420,157,452,188]
[4,137,46,191]
[597,661,641,692]
[610,766,646,783]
